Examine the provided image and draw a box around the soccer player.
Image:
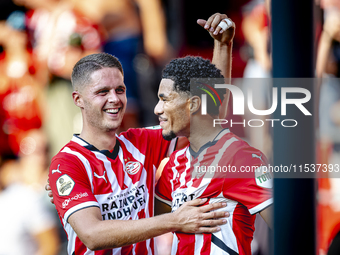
[154,19,273,255]
[48,13,233,255]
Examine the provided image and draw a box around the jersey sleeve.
[122,126,178,169]
[155,157,175,206]
[49,152,99,223]
[222,148,273,215]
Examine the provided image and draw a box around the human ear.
[72,91,83,108]
[190,96,201,114]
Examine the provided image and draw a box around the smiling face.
[73,67,126,134]
[154,79,191,140]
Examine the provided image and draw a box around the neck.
[188,115,223,152]
[79,128,117,151]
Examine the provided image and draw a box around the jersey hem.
[249,198,273,215]
[64,201,100,222]
[155,193,172,206]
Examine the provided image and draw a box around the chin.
[162,130,177,141]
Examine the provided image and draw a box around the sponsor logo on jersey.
[252,153,264,163]
[52,164,62,174]
[94,171,107,183]
[62,192,89,208]
[172,192,195,212]
[101,184,147,220]
[56,174,75,196]
[255,166,273,189]
[125,161,142,175]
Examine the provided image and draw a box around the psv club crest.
[125,161,142,175]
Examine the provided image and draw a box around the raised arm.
[197,13,235,119]
[197,13,235,83]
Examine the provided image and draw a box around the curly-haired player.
[155,15,273,255]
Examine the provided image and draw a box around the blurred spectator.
[0,158,60,255]
[316,6,340,255]
[77,0,172,128]
[12,0,102,157]
[0,21,45,157]
[240,0,272,160]
[239,1,272,255]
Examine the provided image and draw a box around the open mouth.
[104,108,120,114]
[159,117,167,125]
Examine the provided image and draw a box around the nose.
[154,100,163,116]
[108,90,120,104]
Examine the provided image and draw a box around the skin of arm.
[259,205,272,229]
[197,13,235,119]
[134,0,169,62]
[68,198,228,250]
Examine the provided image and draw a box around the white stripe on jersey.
[210,196,239,255]
[112,247,122,255]
[167,138,178,157]
[61,147,94,192]
[118,133,146,163]
[170,147,187,199]
[215,129,230,140]
[71,136,88,146]
[194,234,204,254]
[65,223,75,255]
[171,234,179,255]
[92,150,123,195]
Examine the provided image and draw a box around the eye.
[98,90,109,95]
[116,88,125,94]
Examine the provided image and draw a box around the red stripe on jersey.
[138,209,146,220]
[92,156,113,195]
[121,245,133,254]
[232,203,256,255]
[135,240,148,255]
[201,234,212,254]
[176,234,195,255]
[75,236,87,255]
[150,237,155,255]
[95,249,112,255]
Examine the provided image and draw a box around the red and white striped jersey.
[155,129,273,255]
[49,127,176,255]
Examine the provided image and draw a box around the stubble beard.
[162,130,177,141]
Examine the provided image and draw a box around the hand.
[45,179,54,204]
[172,198,229,233]
[197,13,235,45]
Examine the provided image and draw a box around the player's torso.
[70,137,156,221]
[167,141,256,255]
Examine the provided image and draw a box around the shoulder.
[118,126,164,144]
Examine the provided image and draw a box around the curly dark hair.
[162,56,225,116]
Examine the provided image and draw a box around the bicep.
[68,206,102,244]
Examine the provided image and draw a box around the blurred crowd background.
[0,0,340,254]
